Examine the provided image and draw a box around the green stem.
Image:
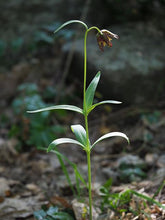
[87,151,92,219]
[83,29,90,150]
[84,29,92,219]
[83,26,101,220]
[83,26,101,144]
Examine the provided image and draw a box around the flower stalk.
[83,25,105,219]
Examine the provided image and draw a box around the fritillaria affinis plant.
[28,20,129,220]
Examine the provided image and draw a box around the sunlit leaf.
[91,132,129,149]
[27,105,83,114]
[71,124,89,148]
[47,138,85,152]
[84,71,101,113]
[88,100,121,114]
[54,20,88,34]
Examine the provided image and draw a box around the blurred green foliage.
[10,83,65,151]
[100,178,132,213]
[141,111,161,144]
[100,179,164,217]
[118,162,146,182]
[141,110,161,125]
[0,22,75,69]
[34,206,75,220]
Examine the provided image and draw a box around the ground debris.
[72,198,100,220]
[0,196,43,220]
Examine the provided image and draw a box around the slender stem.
[83,30,87,111]
[83,29,90,150]
[83,26,102,220]
[87,26,102,34]
[87,150,92,219]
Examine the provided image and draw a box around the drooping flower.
[96,29,119,51]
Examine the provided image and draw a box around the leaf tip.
[70,125,74,133]
[26,110,32,113]
[97,71,101,77]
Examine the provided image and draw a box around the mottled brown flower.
[97,29,119,51]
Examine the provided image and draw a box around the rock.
[72,199,99,220]
[155,168,165,184]
[0,138,18,163]
[145,153,158,166]
[0,196,41,220]
[63,22,165,104]
[117,154,146,182]
[25,183,41,194]
[0,178,10,197]
[117,154,145,168]
[157,154,165,168]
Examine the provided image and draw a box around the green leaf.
[88,100,122,114]
[27,105,83,114]
[52,149,87,188]
[72,164,87,187]
[84,71,101,113]
[103,178,113,190]
[53,212,74,220]
[46,206,58,216]
[130,190,165,210]
[54,20,88,34]
[34,209,47,220]
[71,124,89,148]
[47,138,85,152]
[91,132,129,149]
[52,147,76,195]
[40,147,87,187]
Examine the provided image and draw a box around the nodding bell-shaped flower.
[96,29,119,51]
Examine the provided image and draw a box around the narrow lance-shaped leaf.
[130,190,165,210]
[71,124,89,148]
[47,138,85,152]
[91,132,129,150]
[72,164,87,188]
[84,71,101,113]
[88,100,122,114]
[54,20,88,34]
[27,105,83,114]
[52,146,76,195]
[50,149,87,188]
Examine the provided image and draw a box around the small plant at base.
[28,20,129,220]
[100,179,165,218]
